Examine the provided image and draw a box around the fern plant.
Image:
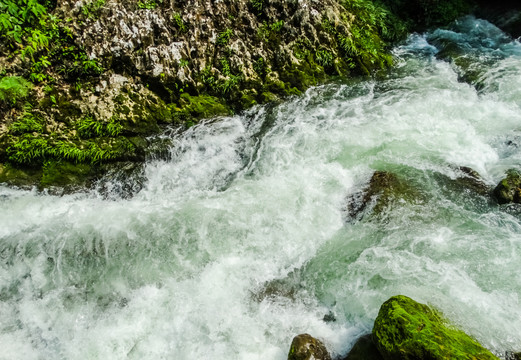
[9,106,44,134]
[0,76,32,106]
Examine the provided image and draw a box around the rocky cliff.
[0,0,513,190]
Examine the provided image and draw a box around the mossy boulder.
[0,163,41,188]
[373,295,499,360]
[343,334,384,360]
[288,334,331,360]
[172,93,231,126]
[345,171,422,220]
[493,169,521,204]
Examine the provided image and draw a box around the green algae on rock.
[493,169,521,204]
[288,333,332,360]
[345,171,423,221]
[373,295,499,360]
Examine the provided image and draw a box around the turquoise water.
[1,17,521,359]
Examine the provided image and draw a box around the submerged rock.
[288,333,331,360]
[343,334,383,360]
[373,295,499,360]
[493,169,521,204]
[345,171,422,221]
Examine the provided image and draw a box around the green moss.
[373,295,499,360]
[41,160,93,187]
[493,169,521,204]
[347,171,423,220]
[0,163,42,187]
[172,93,231,126]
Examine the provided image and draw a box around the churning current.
[2,16,521,360]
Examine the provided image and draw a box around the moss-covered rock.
[345,171,423,220]
[40,161,95,189]
[373,295,499,360]
[0,163,42,188]
[172,93,231,126]
[493,169,521,204]
[288,333,331,360]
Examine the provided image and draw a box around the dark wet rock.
[343,334,383,360]
[288,333,331,360]
[493,169,521,204]
[252,270,303,303]
[438,166,491,197]
[94,161,146,199]
[373,295,499,360]
[506,351,521,360]
[345,171,422,221]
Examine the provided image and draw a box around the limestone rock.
[373,295,499,360]
[288,333,331,360]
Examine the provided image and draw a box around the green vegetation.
[249,0,264,16]
[77,115,123,139]
[257,20,285,41]
[0,76,32,106]
[172,12,187,33]
[373,295,499,360]
[6,134,134,166]
[0,0,103,87]
[8,105,43,134]
[315,49,335,68]
[217,28,233,47]
[137,0,157,9]
[321,0,401,73]
[171,93,231,126]
[493,169,521,204]
[81,0,105,20]
[253,57,269,78]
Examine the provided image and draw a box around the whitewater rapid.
[2,16,521,359]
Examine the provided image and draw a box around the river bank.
[2,0,519,190]
[1,15,521,358]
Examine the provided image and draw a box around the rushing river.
[2,16,521,359]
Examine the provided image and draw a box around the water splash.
[2,17,521,359]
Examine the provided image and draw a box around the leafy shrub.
[0,76,32,106]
